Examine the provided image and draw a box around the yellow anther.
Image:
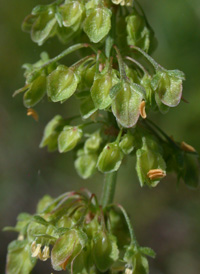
[41,246,50,261]
[112,0,132,6]
[140,101,147,119]
[27,108,39,121]
[147,169,166,180]
[181,141,196,152]
[32,243,42,258]
[17,234,24,241]
[125,268,133,274]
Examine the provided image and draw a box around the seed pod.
[75,153,98,179]
[126,12,151,52]
[83,7,111,43]
[51,229,87,270]
[136,137,166,187]
[31,8,57,45]
[119,132,135,154]
[59,1,84,27]
[47,65,79,102]
[92,231,119,272]
[91,69,119,110]
[84,131,102,153]
[40,115,65,151]
[97,142,123,173]
[58,126,83,153]
[151,69,185,107]
[112,81,144,128]
[23,74,46,108]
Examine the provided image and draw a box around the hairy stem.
[101,172,117,208]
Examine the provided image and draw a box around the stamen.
[125,268,133,274]
[147,169,166,180]
[32,243,42,258]
[181,141,196,152]
[27,108,39,121]
[17,234,24,241]
[41,246,50,261]
[140,101,147,119]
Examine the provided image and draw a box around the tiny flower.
[181,141,196,153]
[41,246,50,261]
[31,241,42,258]
[147,169,166,180]
[27,108,39,121]
[125,268,133,274]
[139,101,147,119]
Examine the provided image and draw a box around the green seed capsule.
[119,132,135,154]
[58,126,83,153]
[59,1,84,27]
[83,7,111,43]
[31,8,57,46]
[92,231,119,272]
[47,65,79,102]
[97,142,123,173]
[112,81,144,128]
[84,131,102,153]
[151,69,185,107]
[75,153,97,179]
[40,115,65,151]
[51,229,87,270]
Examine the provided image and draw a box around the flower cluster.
[6,0,199,273]
[4,191,155,274]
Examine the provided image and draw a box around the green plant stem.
[101,172,117,208]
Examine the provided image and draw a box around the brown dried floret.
[181,141,196,152]
[27,108,39,121]
[139,101,147,119]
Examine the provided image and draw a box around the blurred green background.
[0,0,200,273]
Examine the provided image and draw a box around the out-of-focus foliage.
[0,0,200,273]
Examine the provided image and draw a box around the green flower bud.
[36,195,53,213]
[47,65,79,102]
[119,132,135,154]
[92,231,119,272]
[97,142,123,173]
[126,12,151,52]
[124,247,149,274]
[51,229,87,270]
[6,240,36,274]
[136,136,166,187]
[84,131,102,153]
[23,74,46,108]
[59,1,84,28]
[112,81,144,128]
[27,222,47,243]
[79,93,97,119]
[58,126,83,153]
[75,153,98,179]
[56,216,74,229]
[91,68,119,109]
[31,8,57,45]
[151,69,185,107]
[40,115,65,151]
[83,7,111,43]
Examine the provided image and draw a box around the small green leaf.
[97,142,123,173]
[6,240,36,274]
[47,65,79,102]
[58,126,83,153]
[112,81,143,128]
[75,153,97,179]
[23,75,46,108]
[33,215,50,226]
[140,247,156,258]
[83,7,111,43]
